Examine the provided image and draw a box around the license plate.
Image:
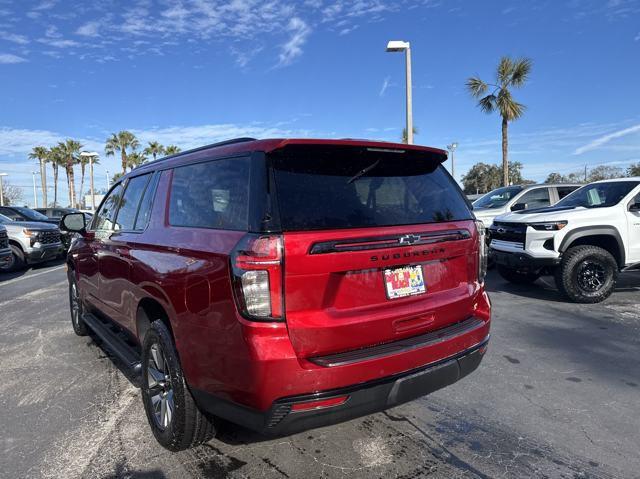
[383,265,426,299]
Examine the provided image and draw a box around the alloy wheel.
[147,343,174,430]
[576,260,606,293]
[70,282,81,327]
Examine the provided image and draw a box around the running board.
[622,262,640,272]
[82,313,142,383]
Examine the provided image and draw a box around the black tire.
[68,276,88,336]
[1,245,26,272]
[554,245,618,303]
[141,320,216,451]
[497,264,540,284]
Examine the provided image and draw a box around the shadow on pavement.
[0,257,66,282]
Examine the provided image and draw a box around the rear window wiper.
[347,160,381,184]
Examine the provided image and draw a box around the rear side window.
[169,157,250,230]
[114,174,152,231]
[270,147,472,231]
[557,186,578,199]
[518,188,551,209]
[93,183,124,231]
[135,173,160,230]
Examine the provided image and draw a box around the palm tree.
[28,146,49,206]
[105,131,140,174]
[77,154,99,209]
[466,56,532,186]
[164,145,181,155]
[143,141,165,161]
[126,151,147,170]
[57,139,82,207]
[48,145,64,207]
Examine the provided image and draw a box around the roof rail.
[143,137,257,166]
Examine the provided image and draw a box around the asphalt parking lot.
[1,263,639,479]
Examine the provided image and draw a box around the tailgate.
[283,221,479,358]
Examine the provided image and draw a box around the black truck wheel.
[554,245,617,303]
[141,320,216,451]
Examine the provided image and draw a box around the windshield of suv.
[0,214,10,224]
[556,181,640,208]
[11,206,49,221]
[473,186,523,209]
[270,146,472,231]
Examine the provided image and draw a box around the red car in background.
[61,138,491,451]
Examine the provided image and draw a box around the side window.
[557,186,578,200]
[518,188,551,209]
[114,174,151,231]
[134,173,160,230]
[92,183,124,231]
[169,158,250,230]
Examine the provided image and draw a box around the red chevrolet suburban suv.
[61,138,491,451]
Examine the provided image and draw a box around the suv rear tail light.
[475,220,487,283]
[230,234,284,321]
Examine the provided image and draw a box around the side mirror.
[60,212,86,233]
[629,202,640,212]
[511,202,527,212]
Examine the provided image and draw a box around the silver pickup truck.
[0,213,63,272]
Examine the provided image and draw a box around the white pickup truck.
[489,178,640,303]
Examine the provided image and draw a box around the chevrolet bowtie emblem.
[399,234,420,245]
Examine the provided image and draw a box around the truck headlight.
[530,221,567,231]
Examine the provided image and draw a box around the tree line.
[462,161,640,194]
[26,131,180,208]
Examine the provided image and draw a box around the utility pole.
[584,165,588,182]
[0,173,7,206]
[386,40,414,144]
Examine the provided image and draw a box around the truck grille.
[38,230,61,245]
[489,221,526,246]
[0,231,8,249]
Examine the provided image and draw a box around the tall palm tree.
[143,141,165,161]
[28,146,49,206]
[77,154,99,209]
[105,131,140,174]
[57,139,82,207]
[126,151,147,170]
[164,145,181,155]
[466,56,532,186]
[48,145,64,207]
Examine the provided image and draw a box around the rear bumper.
[492,249,560,269]
[192,336,489,436]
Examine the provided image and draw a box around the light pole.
[0,173,7,206]
[106,169,111,189]
[447,142,458,180]
[32,171,39,208]
[386,40,413,144]
[81,151,99,212]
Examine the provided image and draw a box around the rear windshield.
[269,146,472,231]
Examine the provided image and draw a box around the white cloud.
[573,124,640,155]
[0,31,29,45]
[379,76,391,96]
[38,38,79,48]
[76,21,101,37]
[0,53,27,64]
[278,17,311,66]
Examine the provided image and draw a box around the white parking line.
[0,265,66,287]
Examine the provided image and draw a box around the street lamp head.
[447,142,458,152]
[386,40,410,52]
[0,173,8,177]
[80,151,99,158]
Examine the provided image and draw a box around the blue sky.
[1,0,639,206]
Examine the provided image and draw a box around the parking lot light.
[386,40,413,145]
[447,142,458,179]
